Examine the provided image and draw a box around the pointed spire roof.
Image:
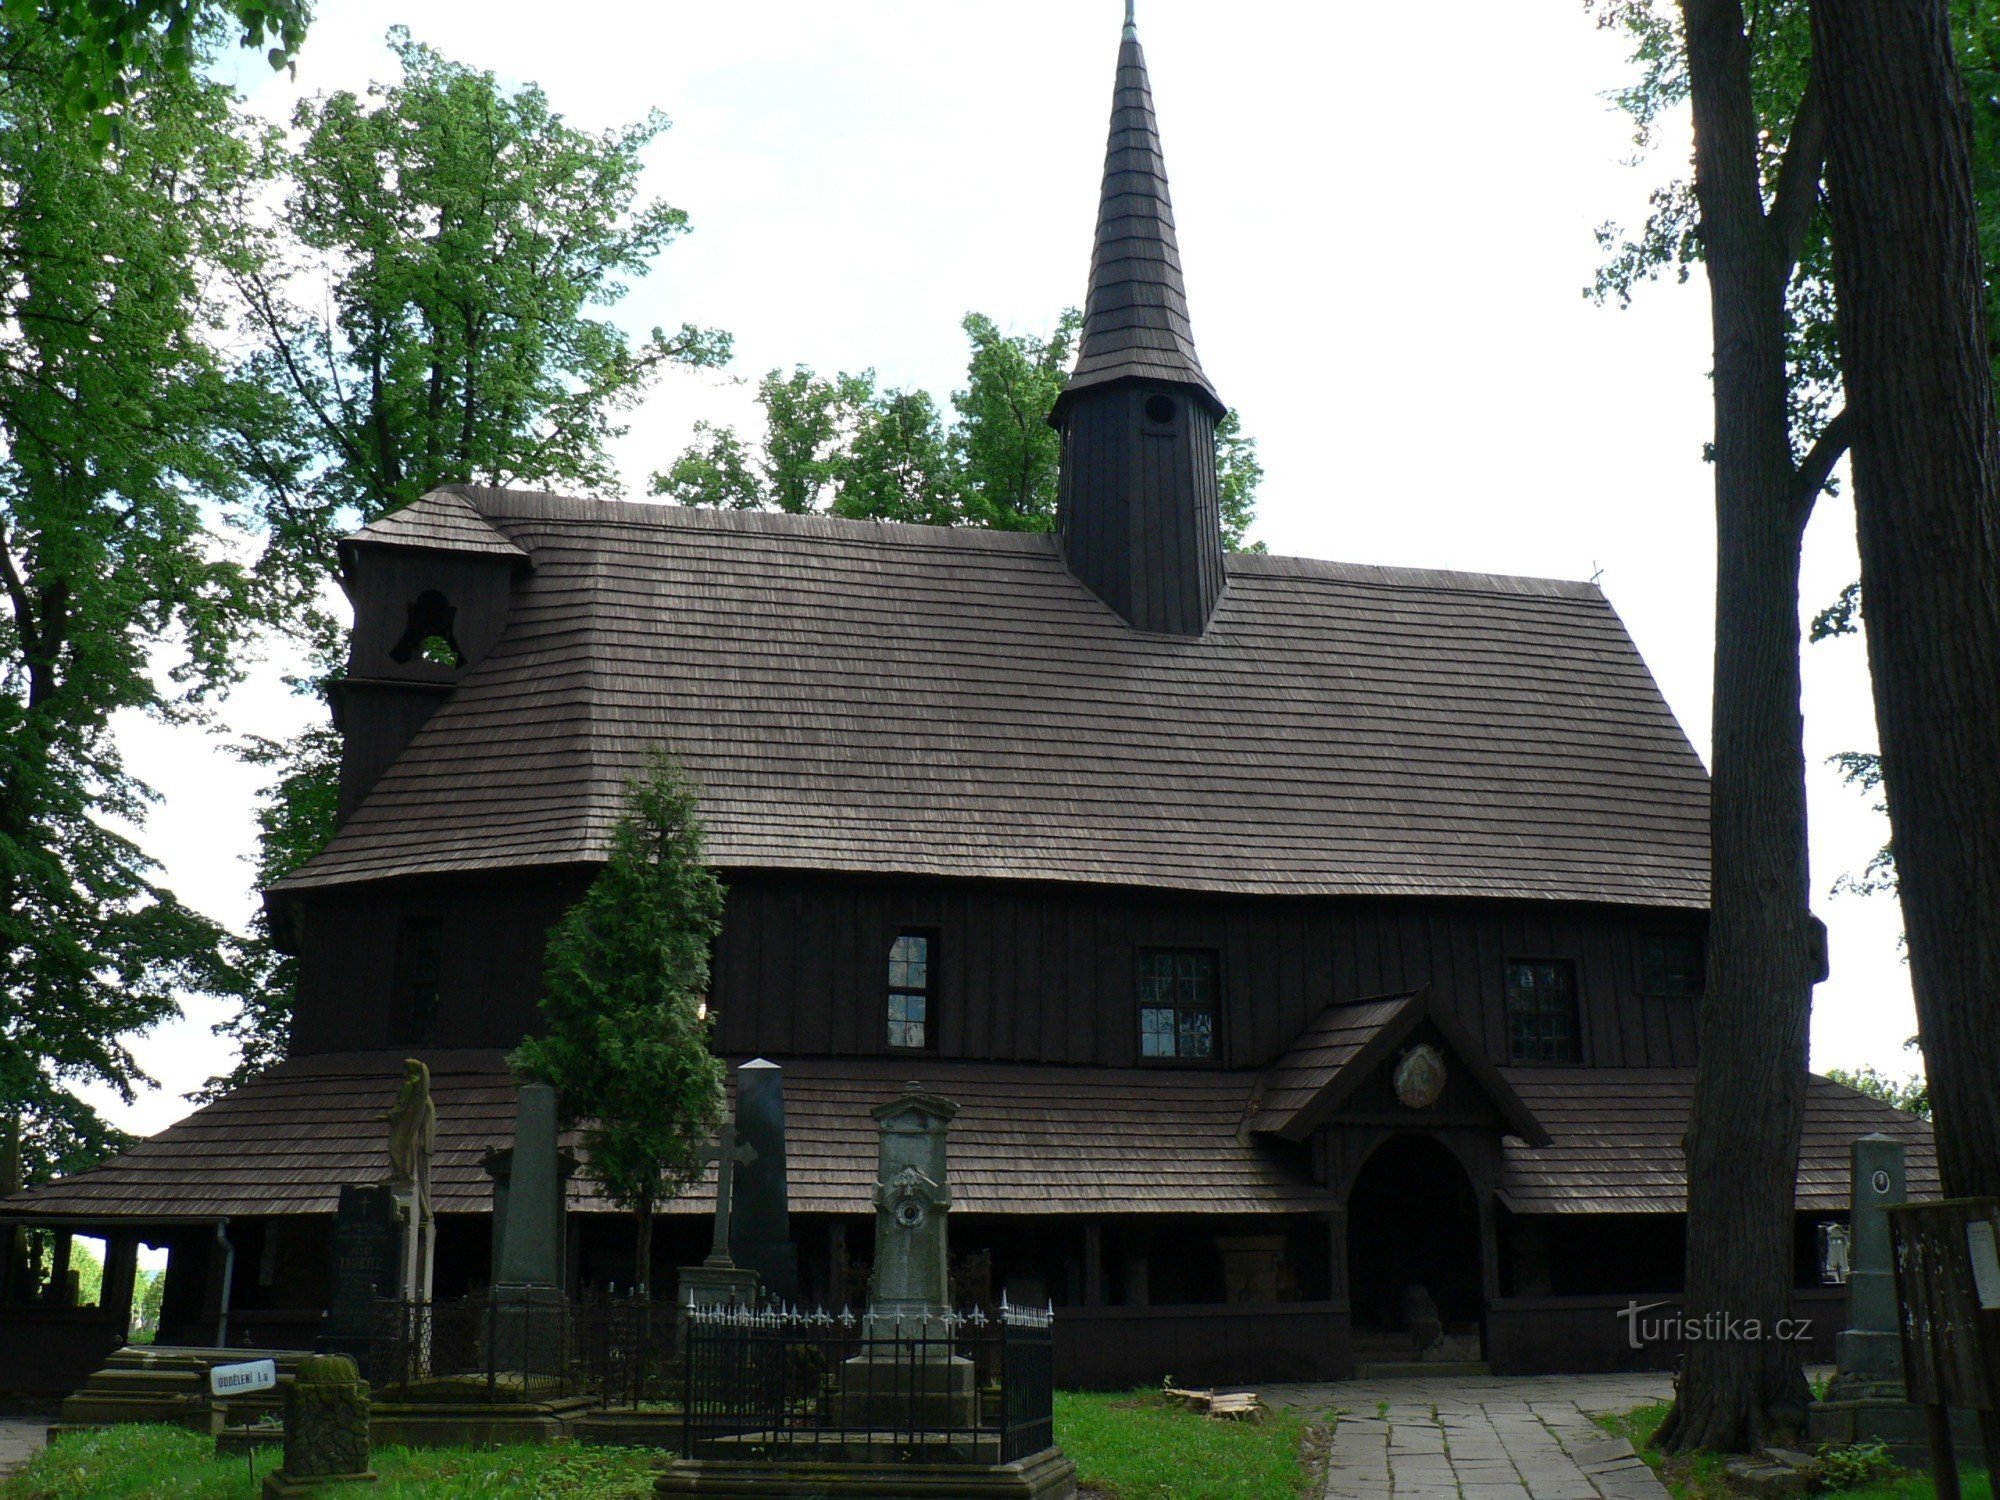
[1054,10,1223,422]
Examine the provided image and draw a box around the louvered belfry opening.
[1052,15,1226,637]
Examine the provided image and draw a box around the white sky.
[89,0,1920,1136]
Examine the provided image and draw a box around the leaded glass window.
[1138,949,1218,1061]
[1504,958,1580,1064]
[1637,932,1704,997]
[888,932,933,1050]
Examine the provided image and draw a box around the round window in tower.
[1144,393,1176,426]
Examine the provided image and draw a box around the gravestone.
[866,1082,957,1331]
[262,1352,375,1497]
[322,1186,400,1364]
[729,1059,799,1302]
[482,1143,579,1291]
[489,1083,566,1373]
[1833,1133,1907,1398]
[675,1105,760,1312]
[833,1081,976,1428]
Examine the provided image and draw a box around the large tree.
[511,751,726,1297]
[0,20,309,1221]
[1812,0,2000,1199]
[0,0,309,128]
[1592,0,1848,1450]
[212,31,730,1092]
[658,310,1266,550]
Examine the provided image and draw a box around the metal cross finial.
[1124,0,1137,39]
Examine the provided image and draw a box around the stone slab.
[655,1443,1076,1498]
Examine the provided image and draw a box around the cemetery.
[3,2,1998,1498]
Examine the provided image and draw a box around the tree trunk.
[634,1199,653,1299]
[1658,0,1818,1452]
[1813,0,2000,1201]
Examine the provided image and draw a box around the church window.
[391,917,443,1046]
[1138,948,1217,1060]
[1504,958,1579,1064]
[887,932,934,1050]
[1143,393,1177,426]
[1637,932,1704,997]
[389,589,465,668]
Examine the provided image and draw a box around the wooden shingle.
[272,488,1712,909]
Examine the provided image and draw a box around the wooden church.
[0,12,1935,1391]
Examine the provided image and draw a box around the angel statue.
[382,1058,437,1226]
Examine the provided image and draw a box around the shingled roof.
[1,1053,1929,1225]
[272,486,1710,907]
[0,1052,1327,1222]
[1251,991,1549,1146]
[341,487,529,562]
[1497,1070,1941,1214]
[1052,16,1222,420]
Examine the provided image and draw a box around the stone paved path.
[0,1417,47,1480]
[1261,1372,1674,1499]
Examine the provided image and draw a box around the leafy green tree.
[1,0,309,130]
[245,28,729,525]
[130,1265,166,1341]
[0,16,309,1215]
[220,31,731,1088]
[952,311,1079,530]
[1826,1061,1930,1121]
[658,309,1265,549]
[511,752,726,1297]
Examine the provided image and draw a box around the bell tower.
[1050,2,1226,636]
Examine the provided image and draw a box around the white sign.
[209,1358,277,1397]
[1968,1221,2000,1311]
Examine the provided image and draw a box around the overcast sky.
[91,0,1919,1135]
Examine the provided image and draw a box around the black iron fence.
[368,1293,678,1406]
[363,1293,1058,1464]
[680,1300,1056,1464]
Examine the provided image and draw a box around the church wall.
[284,867,1701,1069]
[287,872,591,1054]
[708,874,1706,1072]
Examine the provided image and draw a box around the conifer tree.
[510,752,726,1296]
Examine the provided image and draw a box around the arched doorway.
[1345,1134,1483,1350]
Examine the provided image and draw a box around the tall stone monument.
[490,1083,566,1370]
[1832,1132,1907,1398]
[729,1059,799,1302]
[832,1081,976,1428]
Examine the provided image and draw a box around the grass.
[1593,1401,1994,1500]
[1055,1390,1317,1499]
[0,1425,661,1499]
[5,1396,1324,1500]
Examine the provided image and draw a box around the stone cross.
[699,1116,757,1269]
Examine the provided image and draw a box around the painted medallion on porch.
[1392,1043,1447,1110]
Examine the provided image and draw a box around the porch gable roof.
[1249,989,1551,1147]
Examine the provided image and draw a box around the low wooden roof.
[1497,1069,1941,1214]
[0,1053,1933,1226]
[0,1052,1327,1222]
[273,487,1710,908]
[1250,990,1550,1147]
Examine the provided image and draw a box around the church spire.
[1053,3,1222,424]
[1050,9,1225,637]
